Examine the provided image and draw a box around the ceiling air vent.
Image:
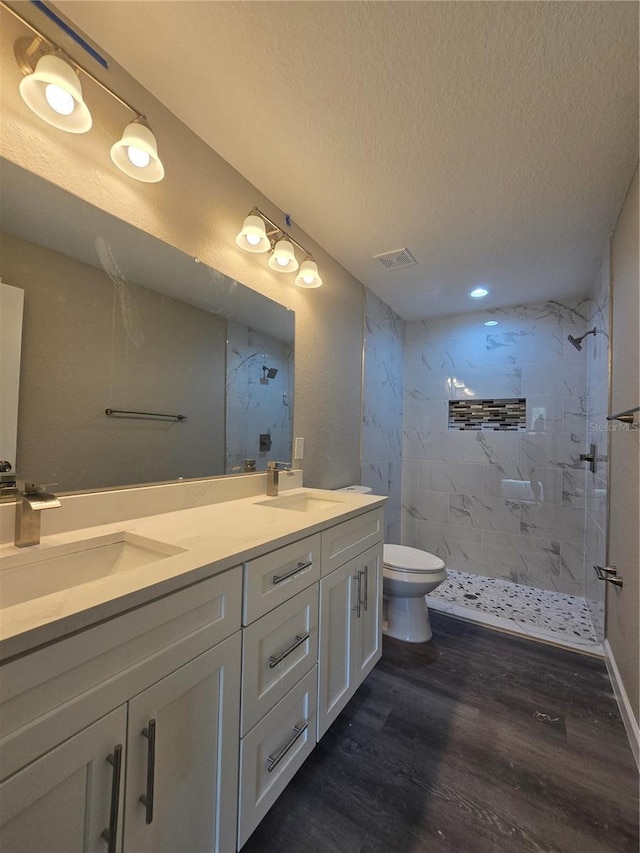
[373,248,417,270]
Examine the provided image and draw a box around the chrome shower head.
[262,365,278,379]
[567,327,597,351]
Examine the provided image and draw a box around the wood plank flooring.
[242,612,639,853]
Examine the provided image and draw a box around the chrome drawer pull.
[266,722,308,773]
[269,633,310,669]
[101,744,122,853]
[139,719,156,825]
[272,559,312,585]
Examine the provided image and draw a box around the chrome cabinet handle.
[269,633,310,669]
[272,559,312,585]
[139,719,156,824]
[352,573,362,618]
[101,744,122,853]
[361,565,369,612]
[594,565,623,587]
[266,722,308,773]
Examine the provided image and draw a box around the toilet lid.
[383,544,445,573]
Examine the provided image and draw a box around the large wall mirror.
[0,159,294,497]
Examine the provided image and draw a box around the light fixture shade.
[110,121,165,183]
[295,259,322,288]
[19,53,92,133]
[235,214,270,253]
[268,239,299,273]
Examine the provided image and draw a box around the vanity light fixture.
[110,120,164,183]
[235,214,271,253]
[268,239,299,273]
[295,259,322,289]
[5,1,164,182]
[236,207,322,287]
[18,51,92,132]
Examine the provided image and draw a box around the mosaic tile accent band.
[448,398,526,431]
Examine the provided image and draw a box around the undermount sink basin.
[256,490,346,513]
[0,532,185,609]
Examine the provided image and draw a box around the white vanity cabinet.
[0,497,386,853]
[317,518,383,739]
[0,567,242,853]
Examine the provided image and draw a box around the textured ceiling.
[54,1,638,320]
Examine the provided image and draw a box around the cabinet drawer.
[243,534,321,624]
[320,509,383,576]
[242,585,318,735]
[238,666,317,848]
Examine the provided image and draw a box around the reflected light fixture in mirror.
[235,207,322,287]
[5,1,164,183]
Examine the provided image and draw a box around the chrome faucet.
[266,461,292,497]
[14,482,61,547]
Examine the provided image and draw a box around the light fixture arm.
[3,1,146,121]
[249,207,314,260]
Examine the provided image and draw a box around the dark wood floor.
[242,612,639,853]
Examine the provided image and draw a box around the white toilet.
[336,487,446,643]
[382,544,447,643]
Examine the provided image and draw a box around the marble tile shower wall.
[226,322,293,473]
[584,257,610,640]
[361,290,405,543]
[403,298,591,597]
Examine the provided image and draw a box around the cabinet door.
[354,544,383,688]
[124,632,241,853]
[317,559,357,739]
[0,705,126,853]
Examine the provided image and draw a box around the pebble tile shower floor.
[427,570,601,653]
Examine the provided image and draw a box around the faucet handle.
[267,461,292,471]
[18,480,59,495]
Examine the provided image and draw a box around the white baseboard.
[604,639,640,771]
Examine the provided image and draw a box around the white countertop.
[0,488,386,660]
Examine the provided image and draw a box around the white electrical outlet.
[294,437,304,459]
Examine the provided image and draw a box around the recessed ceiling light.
[484,320,498,326]
[470,287,490,298]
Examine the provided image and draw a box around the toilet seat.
[383,544,444,574]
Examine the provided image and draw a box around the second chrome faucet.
[266,461,292,497]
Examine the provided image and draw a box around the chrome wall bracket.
[594,565,623,587]
[580,443,598,474]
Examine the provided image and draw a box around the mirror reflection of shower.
[567,327,597,351]
[261,365,279,384]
